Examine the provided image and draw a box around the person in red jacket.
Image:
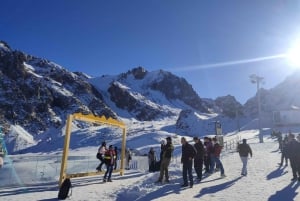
[209,137,225,177]
[103,145,115,182]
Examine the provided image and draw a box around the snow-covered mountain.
[1,40,299,154]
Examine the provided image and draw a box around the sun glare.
[286,39,300,68]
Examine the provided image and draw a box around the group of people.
[151,135,241,188]
[179,136,228,188]
[97,130,300,187]
[96,141,132,182]
[277,131,300,181]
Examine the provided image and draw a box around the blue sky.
[1,0,300,104]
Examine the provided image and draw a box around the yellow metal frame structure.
[59,113,126,186]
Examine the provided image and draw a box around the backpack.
[96,152,101,160]
[58,178,72,200]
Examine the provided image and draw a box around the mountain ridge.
[1,41,299,154]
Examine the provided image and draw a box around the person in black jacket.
[286,133,300,181]
[237,139,252,176]
[203,137,212,173]
[193,137,204,181]
[279,136,288,166]
[148,147,156,172]
[114,146,118,170]
[181,137,196,188]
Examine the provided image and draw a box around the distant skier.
[237,139,252,176]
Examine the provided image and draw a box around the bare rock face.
[0,41,116,135]
[108,82,172,121]
[214,95,243,118]
[149,70,208,113]
[130,66,147,79]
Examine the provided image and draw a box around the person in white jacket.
[96,141,107,171]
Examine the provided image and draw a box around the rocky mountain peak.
[0,42,116,137]
[0,40,11,53]
[128,66,148,79]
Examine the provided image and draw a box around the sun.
[286,39,300,68]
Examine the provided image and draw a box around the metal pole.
[250,74,264,143]
[257,79,263,143]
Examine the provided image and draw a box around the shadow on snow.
[116,177,184,201]
[266,166,288,180]
[268,181,299,201]
[194,176,242,198]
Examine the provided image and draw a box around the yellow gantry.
[59,113,126,186]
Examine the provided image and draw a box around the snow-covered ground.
[0,131,299,201]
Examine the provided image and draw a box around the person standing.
[103,145,115,182]
[114,146,118,170]
[181,137,196,188]
[279,136,288,166]
[286,133,300,181]
[156,137,174,183]
[203,137,212,174]
[148,147,157,172]
[125,148,132,170]
[0,156,3,168]
[96,141,107,171]
[237,139,253,176]
[277,131,283,150]
[155,140,166,171]
[160,140,166,162]
[210,137,225,177]
[193,137,204,181]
